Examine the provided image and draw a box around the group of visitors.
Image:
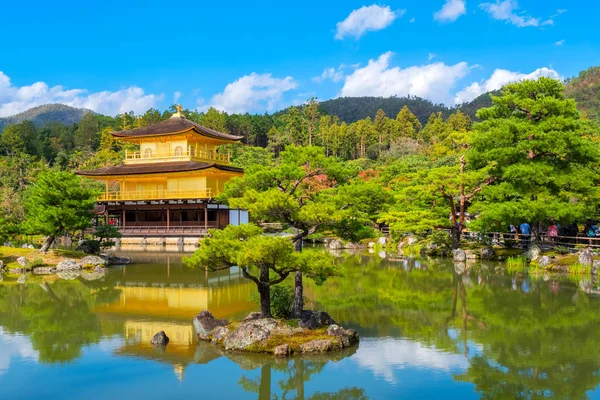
[509,220,600,248]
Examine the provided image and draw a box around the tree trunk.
[292,272,303,318]
[292,228,304,318]
[451,225,461,250]
[259,266,272,317]
[40,235,55,253]
[258,365,272,400]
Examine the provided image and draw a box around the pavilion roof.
[76,161,243,177]
[111,116,243,142]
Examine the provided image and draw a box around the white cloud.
[339,51,470,105]
[173,91,181,104]
[479,0,540,27]
[0,328,38,376]
[312,67,345,84]
[428,53,437,61]
[207,73,297,114]
[353,338,468,384]
[335,5,404,40]
[542,9,567,26]
[0,71,162,117]
[454,67,561,103]
[555,39,565,46]
[410,17,416,23]
[434,0,467,23]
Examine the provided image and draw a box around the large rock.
[345,242,363,250]
[243,312,264,321]
[480,246,496,260]
[327,324,359,347]
[538,256,552,268]
[150,331,170,346]
[377,237,387,246]
[592,260,600,275]
[328,239,344,250]
[578,248,593,267]
[210,326,230,345]
[102,254,130,266]
[526,244,542,261]
[56,259,81,271]
[16,257,28,267]
[193,310,229,340]
[79,255,107,268]
[300,339,341,353]
[222,318,278,351]
[300,311,337,330]
[453,249,466,262]
[273,344,292,357]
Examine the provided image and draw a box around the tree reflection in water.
[311,255,600,399]
[0,278,120,363]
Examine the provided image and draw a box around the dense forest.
[1,67,600,247]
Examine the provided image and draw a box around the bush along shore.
[190,310,359,356]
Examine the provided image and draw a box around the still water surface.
[1,252,600,399]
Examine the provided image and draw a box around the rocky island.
[192,310,359,356]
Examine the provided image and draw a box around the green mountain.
[304,95,494,125]
[0,104,93,130]
[565,66,600,122]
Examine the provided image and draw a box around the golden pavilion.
[77,107,247,236]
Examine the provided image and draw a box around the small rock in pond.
[273,344,291,357]
[16,257,28,267]
[538,256,552,268]
[150,331,169,346]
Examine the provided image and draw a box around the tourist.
[547,222,559,244]
[520,222,531,249]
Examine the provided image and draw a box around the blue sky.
[0,0,598,117]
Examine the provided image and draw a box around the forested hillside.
[0,104,93,130]
[565,66,600,123]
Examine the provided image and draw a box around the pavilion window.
[207,210,217,222]
[144,148,152,158]
[174,146,183,156]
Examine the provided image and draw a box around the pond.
[1,251,600,399]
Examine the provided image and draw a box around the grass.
[570,262,591,275]
[505,256,529,274]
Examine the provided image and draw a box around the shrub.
[555,246,570,255]
[252,285,295,318]
[334,218,376,242]
[426,230,452,250]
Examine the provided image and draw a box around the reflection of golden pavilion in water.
[95,253,256,380]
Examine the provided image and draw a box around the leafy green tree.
[198,107,228,132]
[184,224,338,317]
[469,77,600,232]
[303,98,320,146]
[0,121,39,156]
[222,145,354,316]
[74,113,100,151]
[24,171,98,252]
[395,105,422,140]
